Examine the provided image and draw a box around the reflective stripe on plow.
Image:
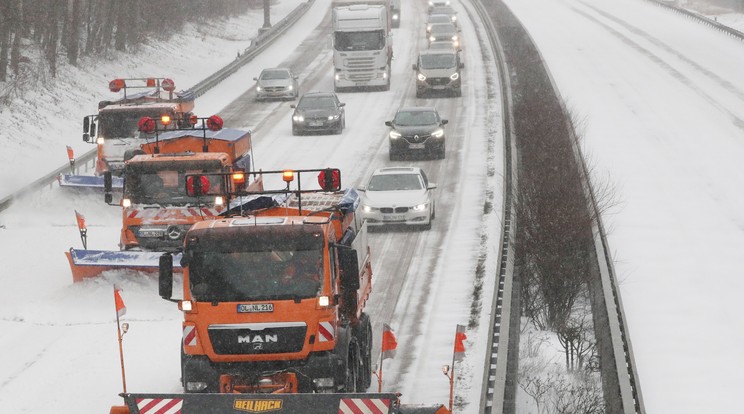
[183,325,196,347]
[136,398,183,414]
[338,398,391,414]
[318,321,334,342]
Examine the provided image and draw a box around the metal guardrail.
[465,0,519,412]
[647,0,744,41]
[0,0,314,214]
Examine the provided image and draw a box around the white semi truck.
[331,0,393,92]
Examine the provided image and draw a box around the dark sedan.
[291,92,346,135]
[385,107,448,160]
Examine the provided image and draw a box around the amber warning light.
[282,170,295,183]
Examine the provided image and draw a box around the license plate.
[309,121,323,126]
[409,143,425,149]
[384,214,405,221]
[237,303,274,313]
[138,228,165,237]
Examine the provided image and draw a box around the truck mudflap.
[58,173,123,191]
[65,248,182,283]
[110,392,405,414]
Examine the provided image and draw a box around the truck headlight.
[186,381,208,392]
[313,378,335,389]
[121,198,131,208]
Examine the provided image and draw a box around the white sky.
[0,0,742,413]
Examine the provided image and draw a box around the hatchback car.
[428,23,460,48]
[413,49,464,97]
[254,67,299,101]
[385,107,448,160]
[290,92,346,135]
[358,167,437,230]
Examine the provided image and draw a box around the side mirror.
[441,119,448,125]
[253,77,258,81]
[104,172,113,204]
[159,253,174,300]
[385,121,393,127]
[412,64,417,70]
[290,104,296,109]
[428,183,438,190]
[90,122,97,138]
[337,247,360,291]
[339,103,346,108]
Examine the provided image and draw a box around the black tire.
[389,151,399,161]
[342,343,359,392]
[292,127,300,136]
[438,143,446,159]
[416,90,424,98]
[353,313,373,390]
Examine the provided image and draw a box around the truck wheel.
[342,343,360,392]
[360,315,373,390]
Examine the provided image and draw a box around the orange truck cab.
[158,169,374,394]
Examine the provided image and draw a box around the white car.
[358,167,437,230]
[254,67,299,101]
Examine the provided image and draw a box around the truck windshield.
[99,108,173,139]
[123,161,224,205]
[334,30,385,51]
[189,249,324,302]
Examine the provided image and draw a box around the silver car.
[254,67,299,101]
[358,167,437,230]
[413,49,464,97]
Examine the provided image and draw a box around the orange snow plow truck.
[65,116,263,282]
[157,168,377,395]
[59,77,196,190]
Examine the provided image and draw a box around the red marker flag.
[382,323,397,360]
[114,287,127,318]
[66,145,74,161]
[454,324,467,361]
[74,210,86,231]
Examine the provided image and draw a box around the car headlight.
[412,203,429,211]
[451,15,457,22]
[432,128,444,138]
[288,85,293,90]
[452,35,458,42]
[430,36,437,42]
[389,130,402,139]
[328,114,340,120]
[417,73,427,81]
[256,86,262,92]
[362,205,373,213]
[450,72,459,81]
[293,114,304,122]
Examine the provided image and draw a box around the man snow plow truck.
[64,116,263,282]
[157,168,376,395]
[59,77,195,191]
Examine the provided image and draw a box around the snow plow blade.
[109,393,407,414]
[65,248,182,283]
[58,173,123,191]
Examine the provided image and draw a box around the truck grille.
[208,323,307,355]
